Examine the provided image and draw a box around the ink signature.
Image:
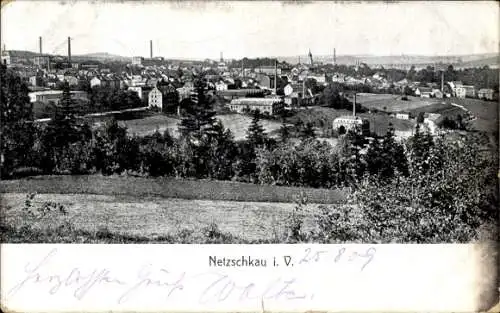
[5,246,376,305]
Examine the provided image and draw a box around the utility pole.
[353,92,356,116]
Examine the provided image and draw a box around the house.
[477,88,495,100]
[255,66,281,75]
[332,115,370,135]
[454,86,466,98]
[28,90,88,105]
[33,55,50,67]
[255,73,274,90]
[307,74,327,85]
[284,83,304,96]
[128,86,153,100]
[215,80,229,91]
[395,113,410,120]
[331,73,346,83]
[90,76,120,89]
[462,85,476,98]
[448,81,464,97]
[217,62,228,72]
[29,76,43,87]
[216,89,265,100]
[177,86,195,101]
[148,87,163,110]
[63,75,79,86]
[284,92,307,108]
[423,113,442,135]
[432,89,444,99]
[228,97,284,115]
[415,87,432,98]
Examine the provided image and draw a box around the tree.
[279,119,291,142]
[375,123,408,181]
[416,112,425,124]
[178,78,217,143]
[39,82,92,173]
[300,122,316,139]
[337,127,367,187]
[205,121,237,180]
[0,64,36,177]
[406,124,435,176]
[246,110,268,147]
[304,78,318,94]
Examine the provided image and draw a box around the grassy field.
[356,93,439,112]
[409,102,465,120]
[449,98,498,133]
[1,193,312,242]
[0,175,346,242]
[215,114,283,140]
[0,175,346,204]
[117,114,181,137]
[110,113,282,141]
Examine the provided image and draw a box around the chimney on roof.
[39,36,42,55]
[150,40,153,59]
[67,36,71,65]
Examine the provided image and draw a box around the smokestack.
[220,51,223,63]
[353,93,356,116]
[274,59,277,95]
[150,40,153,59]
[39,36,42,55]
[67,36,71,65]
[441,71,444,92]
[333,48,336,65]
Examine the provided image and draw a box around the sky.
[1,1,499,59]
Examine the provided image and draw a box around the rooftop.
[231,97,282,105]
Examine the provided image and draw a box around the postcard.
[1,0,498,312]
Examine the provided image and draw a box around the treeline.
[334,63,499,91]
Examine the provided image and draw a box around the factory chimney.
[67,36,71,65]
[441,71,444,92]
[39,36,42,55]
[220,51,223,63]
[333,48,336,65]
[150,40,153,59]
[274,59,278,95]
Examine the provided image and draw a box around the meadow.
[0,175,346,204]
[1,193,307,242]
[356,93,438,112]
[112,113,282,140]
[450,98,498,133]
[1,175,346,243]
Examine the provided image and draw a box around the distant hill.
[2,50,40,58]
[3,49,498,68]
[278,53,499,67]
[72,52,131,62]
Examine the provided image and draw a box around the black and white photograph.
[1,0,498,246]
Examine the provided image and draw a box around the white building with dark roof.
[148,87,163,110]
[229,97,284,115]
